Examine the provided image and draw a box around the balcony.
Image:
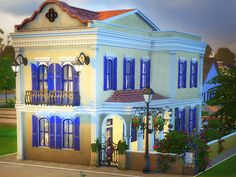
[25,91,80,106]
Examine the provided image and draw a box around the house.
[202,57,219,103]
[11,0,206,170]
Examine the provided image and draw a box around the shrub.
[117,139,128,154]
[91,139,100,152]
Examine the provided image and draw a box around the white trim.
[58,57,76,62]
[34,57,51,62]
[126,150,183,156]
[191,58,198,62]
[207,131,236,145]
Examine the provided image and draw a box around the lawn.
[198,155,236,177]
[0,125,17,156]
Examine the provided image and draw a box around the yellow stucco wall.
[23,112,91,165]
[20,4,84,31]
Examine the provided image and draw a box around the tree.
[207,67,236,133]
[215,48,235,66]
[0,29,4,53]
[204,44,213,58]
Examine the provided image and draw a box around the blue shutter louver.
[103,56,107,91]
[193,107,197,130]
[32,115,38,147]
[113,57,117,90]
[190,61,193,88]
[183,61,187,88]
[131,128,137,142]
[123,58,126,90]
[147,60,151,88]
[55,116,62,149]
[31,63,38,90]
[131,59,135,89]
[178,60,180,88]
[140,59,143,89]
[49,116,55,148]
[195,62,198,87]
[74,117,80,150]
[175,108,180,131]
[73,68,80,106]
[48,64,54,91]
[181,109,185,131]
[56,64,62,91]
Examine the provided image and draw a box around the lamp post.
[11,54,28,77]
[72,52,90,75]
[142,88,154,173]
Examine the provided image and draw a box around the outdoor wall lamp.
[11,54,28,77]
[72,52,90,75]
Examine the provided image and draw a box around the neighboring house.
[202,57,219,103]
[11,0,206,169]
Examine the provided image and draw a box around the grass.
[0,125,17,156]
[198,155,236,177]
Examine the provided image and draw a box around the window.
[175,108,186,131]
[39,118,49,147]
[140,59,150,89]
[188,107,196,133]
[63,64,73,92]
[123,58,135,90]
[190,61,198,88]
[104,56,117,90]
[38,65,48,91]
[178,60,187,88]
[63,119,73,149]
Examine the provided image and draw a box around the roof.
[15,0,135,30]
[106,89,167,103]
[203,57,219,82]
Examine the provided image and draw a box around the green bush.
[91,139,100,152]
[117,139,128,154]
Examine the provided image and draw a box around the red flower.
[153,145,158,149]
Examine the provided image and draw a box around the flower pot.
[90,152,98,166]
[118,154,126,170]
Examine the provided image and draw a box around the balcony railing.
[25,90,80,106]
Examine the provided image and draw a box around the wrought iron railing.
[25,90,80,106]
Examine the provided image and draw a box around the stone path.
[0,154,189,177]
[208,148,236,168]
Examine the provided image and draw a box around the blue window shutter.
[195,62,198,87]
[183,61,187,88]
[73,68,80,106]
[131,59,135,89]
[32,115,38,147]
[181,109,185,131]
[140,59,143,89]
[74,117,80,150]
[193,107,197,130]
[48,64,54,91]
[175,108,180,131]
[49,116,55,148]
[31,63,38,90]
[55,116,62,149]
[190,61,193,88]
[123,58,126,90]
[113,57,117,90]
[147,60,151,88]
[56,64,62,91]
[103,56,107,91]
[131,128,137,142]
[178,60,180,88]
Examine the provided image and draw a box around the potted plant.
[132,116,140,128]
[117,139,128,169]
[153,115,164,131]
[90,139,100,166]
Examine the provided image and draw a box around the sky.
[0,0,236,54]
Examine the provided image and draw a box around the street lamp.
[142,88,154,173]
[72,52,90,75]
[11,54,28,77]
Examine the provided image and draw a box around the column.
[169,51,177,98]
[198,54,204,97]
[137,129,143,151]
[90,113,99,143]
[170,108,175,130]
[16,111,24,160]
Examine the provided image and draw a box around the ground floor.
[16,98,203,169]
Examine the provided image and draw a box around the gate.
[99,138,118,167]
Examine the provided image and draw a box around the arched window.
[38,65,48,91]
[39,118,49,147]
[63,64,73,92]
[63,119,73,148]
